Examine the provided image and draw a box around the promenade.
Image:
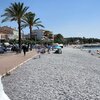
[2,47,100,100]
[0,49,37,75]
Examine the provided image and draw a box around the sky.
[0,0,100,39]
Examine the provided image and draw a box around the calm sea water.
[82,47,100,50]
[81,46,100,57]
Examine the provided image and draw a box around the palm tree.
[54,34,64,44]
[1,2,29,50]
[22,12,44,40]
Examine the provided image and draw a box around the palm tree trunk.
[29,25,32,50]
[30,25,32,40]
[18,19,21,52]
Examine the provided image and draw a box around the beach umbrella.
[54,45,61,49]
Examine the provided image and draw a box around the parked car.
[0,45,7,52]
[6,45,12,51]
[11,45,19,52]
[0,47,5,53]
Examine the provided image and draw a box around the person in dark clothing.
[54,48,62,54]
[47,45,51,54]
[22,44,27,56]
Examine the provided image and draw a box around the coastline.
[71,44,100,58]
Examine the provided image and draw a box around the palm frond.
[35,24,45,28]
[1,17,9,23]
[21,23,28,29]
[34,18,40,23]
[1,2,29,23]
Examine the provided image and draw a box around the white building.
[8,29,19,40]
[32,29,45,40]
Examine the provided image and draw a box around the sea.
[82,47,100,50]
[81,46,100,57]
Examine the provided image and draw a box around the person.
[88,50,91,53]
[47,45,51,54]
[55,48,62,54]
[22,44,27,56]
[97,50,100,54]
[37,46,41,58]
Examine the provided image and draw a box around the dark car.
[1,46,7,52]
[0,47,5,53]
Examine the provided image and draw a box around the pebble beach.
[1,47,100,100]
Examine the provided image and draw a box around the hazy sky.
[0,0,100,38]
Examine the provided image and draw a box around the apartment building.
[0,26,18,40]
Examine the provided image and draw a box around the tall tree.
[44,31,53,39]
[22,12,44,40]
[54,33,64,44]
[1,2,29,50]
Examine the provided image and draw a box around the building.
[24,29,45,40]
[8,29,19,40]
[32,29,45,40]
[24,29,54,42]
[32,29,53,41]
[0,26,19,41]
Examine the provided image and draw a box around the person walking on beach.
[97,50,100,54]
[37,46,41,58]
[47,45,51,54]
[22,44,27,56]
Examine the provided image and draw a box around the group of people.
[36,45,51,54]
[97,50,100,54]
[21,44,63,56]
[21,44,52,56]
[88,49,100,56]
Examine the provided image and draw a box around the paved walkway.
[0,50,37,75]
